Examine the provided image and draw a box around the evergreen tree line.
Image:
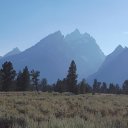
[0,61,128,95]
[0,61,40,91]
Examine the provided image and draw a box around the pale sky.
[0,0,128,56]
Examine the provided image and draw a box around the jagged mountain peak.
[13,47,21,52]
[72,29,81,35]
[65,29,96,45]
[83,32,91,37]
[114,45,124,52]
[116,44,123,49]
[4,47,21,57]
[35,30,64,48]
[65,29,82,42]
[106,45,125,60]
[52,30,62,36]
[47,30,63,37]
[42,30,64,41]
[88,44,128,85]
[0,30,105,83]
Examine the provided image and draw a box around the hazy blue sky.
[0,0,128,56]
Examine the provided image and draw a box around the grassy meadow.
[0,92,128,128]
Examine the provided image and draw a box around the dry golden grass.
[0,92,128,128]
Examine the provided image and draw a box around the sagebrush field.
[0,92,128,128]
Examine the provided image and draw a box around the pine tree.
[66,60,78,94]
[31,70,40,92]
[108,83,116,94]
[123,80,128,94]
[41,78,48,92]
[92,79,97,94]
[100,82,107,93]
[16,66,30,91]
[16,71,23,91]
[0,61,16,91]
[115,84,120,94]
[92,79,101,94]
[62,78,67,92]
[79,79,87,94]
[21,66,30,91]
[86,84,92,93]
[55,79,63,93]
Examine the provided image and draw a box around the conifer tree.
[31,70,40,92]
[92,79,98,94]
[0,61,16,91]
[86,84,92,93]
[55,79,63,93]
[108,83,116,94]
[41,78,48,92]
[21,66,30,91]
[92,79,101,94]
[79,79,87,94]
[100,82,107,93]
[115,84,120,94]
[62,78,67,92]
[123,80,128,94]
[16,71,23,91]
[66,60,77,94]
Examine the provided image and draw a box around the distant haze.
[0,30,105,83]
[1,0,128,55]
[88,45,128,85]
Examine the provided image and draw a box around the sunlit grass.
[0,92,127,128]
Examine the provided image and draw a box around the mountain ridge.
[0,30,105,83]
[4,47,21,58]
[87,45,128,85]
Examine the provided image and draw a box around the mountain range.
[0,29,105,83]
[1,29,128,85]
[88,45,128,85]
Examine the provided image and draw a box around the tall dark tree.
[16,71,23,91]
[31,70,40,92]
[62,78,67,92]
[108,83,116,94]
[93,79,97,94]
[0,61,16,91]
[66,60,78,94]
[100,82,107,93]
[93,79,101,94]
[79,79,87,94]
[41,78,48,92]
[123,80,128,94]
[54,79,63,93]
[86,84,92,93]
[16,67,30,91]
[21,66,30,91]
[115,84,121,94]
